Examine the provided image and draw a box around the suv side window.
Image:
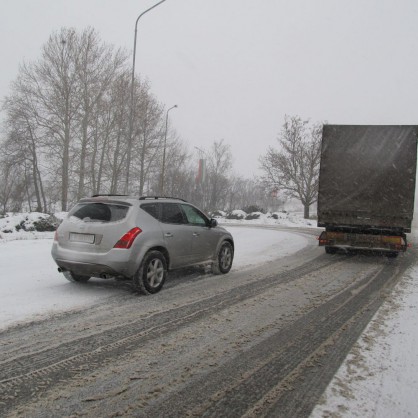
[141,203,160,220]
[161,203,185,224]
[181,204,208,226]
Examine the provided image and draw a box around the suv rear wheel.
[63,271,91,283]
[212,241,234,274]
[134,250,167,295]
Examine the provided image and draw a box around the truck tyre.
[386,252,398,258]
[212,241,234,274]
[325,246,337,254]
[63,271,91,283]
[134,251,167,295]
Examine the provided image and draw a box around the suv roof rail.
[92,194,129,197]
[139,196,188,202]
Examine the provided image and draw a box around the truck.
[317,125,417,257]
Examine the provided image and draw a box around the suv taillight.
[114,227,142,249]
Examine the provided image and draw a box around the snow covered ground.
[1,212,418,417]
[311,262,418,418]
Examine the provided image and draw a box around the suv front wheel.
[212,241,234,274]
[134,250,167,295]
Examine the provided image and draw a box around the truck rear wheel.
[325,246,337,254]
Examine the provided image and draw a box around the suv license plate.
[69,233,95,244]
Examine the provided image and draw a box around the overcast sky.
[1,0,418,177]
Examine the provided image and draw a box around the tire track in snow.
[0,254,337,414]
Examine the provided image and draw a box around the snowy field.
[1,212,418,417]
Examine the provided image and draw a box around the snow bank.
[220,211,317,228]
[0,212,60,242]
[0,211,318,244]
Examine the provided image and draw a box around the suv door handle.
[164,232,173,238]
[193,232,200,237]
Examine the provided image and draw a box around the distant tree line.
[0,28,321,218]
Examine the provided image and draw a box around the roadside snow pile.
[0,212,61,242]
[226,209,247,220]
[218,210,317,228]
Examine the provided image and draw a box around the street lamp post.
[125,0,168,195]
[160,105,178,195]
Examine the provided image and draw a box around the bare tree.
[193,139,232,212]
[24,28,81,211]
[1,27,132,209]
[0,160,19,214]
[260,115,322,218]
[130,82,165,195]
[96,71,131,195]
[158,137,194,198]
[2,27,284,214]
[74,28,127,199]
[226,176,277,213]
[208,139,233,211]
[2,92,47,212]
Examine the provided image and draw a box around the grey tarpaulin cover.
[317,125,417,232]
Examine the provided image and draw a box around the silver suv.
[51,196,234,294]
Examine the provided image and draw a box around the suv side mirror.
[209,218,218,228]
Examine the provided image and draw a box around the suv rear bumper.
[55,259,121,278]
[51,243,141,278]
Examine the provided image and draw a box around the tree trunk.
[139,130,147,196]
[62,122,70,212]
[31,163,41,212]
[37,165,47,214]
[304,204,310,219]
[77,110,89,200]
[31,156,42,213]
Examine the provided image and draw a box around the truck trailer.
[317,125,417,257]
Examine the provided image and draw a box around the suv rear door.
[160,203,194,268]
[58,200,133,253]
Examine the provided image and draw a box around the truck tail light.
[381,235,408,251]
[114,227,142,249]
[381,236,404,245]
[318,231,329,246]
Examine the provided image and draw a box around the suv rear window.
[68,203,129,223]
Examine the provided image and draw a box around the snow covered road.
[1,225,418,417]
[0,227,308,330]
